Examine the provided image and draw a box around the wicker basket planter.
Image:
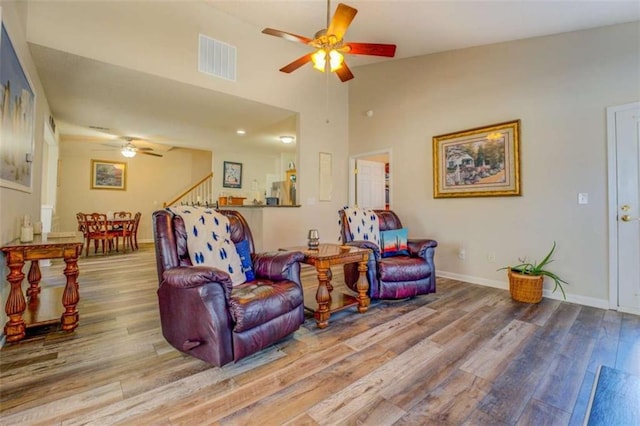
[508,268,544,303]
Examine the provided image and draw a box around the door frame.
[607,101,639,311]
[348,148,392,207]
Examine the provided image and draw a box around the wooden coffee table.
[283,243,370,328]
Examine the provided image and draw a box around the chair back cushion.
[374,210,404,231]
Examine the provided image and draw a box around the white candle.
[20,226,34,243]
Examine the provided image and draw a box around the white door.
[356,159,386,209]
[608,102,640,314]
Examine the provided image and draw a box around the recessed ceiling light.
[280,135,295,144]
[236,129,246,135]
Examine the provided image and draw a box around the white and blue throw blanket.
[166,206,246,286]
[340,206,380,248]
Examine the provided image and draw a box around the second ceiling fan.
[262,1,396,82]
[95,136,163,158]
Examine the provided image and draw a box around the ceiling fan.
[262,1,396,82]
[98,137,164,158]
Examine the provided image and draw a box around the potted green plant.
[498,241,568,303]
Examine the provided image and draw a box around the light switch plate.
[578,193,589,204]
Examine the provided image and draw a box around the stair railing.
[163,172,214,207]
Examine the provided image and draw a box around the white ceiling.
[29,1,640,153]
[211,0,640,65]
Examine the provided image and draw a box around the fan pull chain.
[325,68,330,124]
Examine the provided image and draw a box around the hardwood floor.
[1,244,638,425]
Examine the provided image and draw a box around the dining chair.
[131,212,142,250]
[76,212,88,235]
[111,211,134,252]
[76,212,89,251]
[83,213,116,256]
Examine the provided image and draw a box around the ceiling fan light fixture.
[311,49,344,73]
[328,50,344,72]
[121,145,137,158]
[280,135,295,144]
[312,49,327,71]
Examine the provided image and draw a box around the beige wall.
[349,22,640,307]
[57,140,212,242]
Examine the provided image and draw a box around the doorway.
[349,149,391,210]
[607,101,640,315]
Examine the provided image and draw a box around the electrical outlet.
[487,252,496,263]
[458,248,466,260]
[578,193,589,204]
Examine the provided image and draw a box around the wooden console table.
[282,243,370,328]
[1,233,83,342]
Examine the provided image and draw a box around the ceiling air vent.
[198,34,236,82]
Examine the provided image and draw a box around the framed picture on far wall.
[91,159,127,190]
[223,161,242,188]
[432,119,521,198]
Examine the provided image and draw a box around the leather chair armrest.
[162,266,233,295]
[345,241,381,259]
[408,238,438,258]
[253,251,305,281]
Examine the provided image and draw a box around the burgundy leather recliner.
[339,209,438,299]
[152,209,305,366]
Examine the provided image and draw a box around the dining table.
[78,213,138,255]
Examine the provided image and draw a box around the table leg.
[61,250,80,332]
[27,260,42,298]
[314,266,332,329]
[4,253,26,342]
[356,257,370,313]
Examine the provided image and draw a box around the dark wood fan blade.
[280,53,313,73]
[344,42,396,57]
[336,61,354,82]
[140,151,163,157]
[327,3,357,41]
[262,28,312,45]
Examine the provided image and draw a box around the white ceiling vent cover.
[198,34,236,82]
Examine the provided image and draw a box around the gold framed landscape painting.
[433,120,521,198]
[91,160,127,190]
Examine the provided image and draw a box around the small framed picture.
[91,159,127,190]
[223,161,242,188]
[432,120,521,198]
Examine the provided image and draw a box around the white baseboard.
[437,271,507,290]
[617,306,640,315]
[437,270,611,310]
